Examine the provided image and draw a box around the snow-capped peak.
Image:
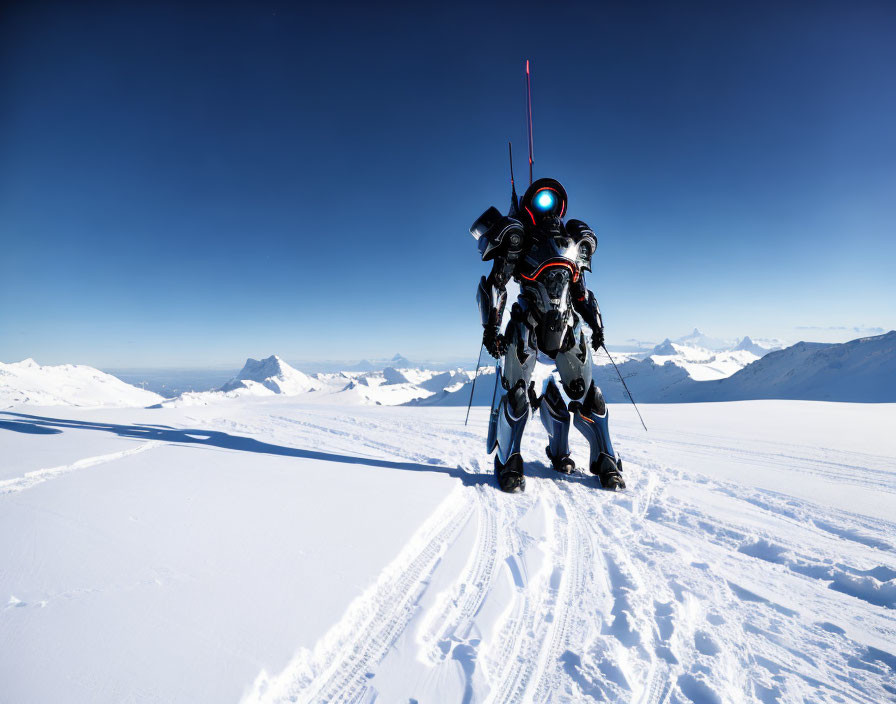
[220,355,315,395]
[651,339,678,356]
[734,336,782,357]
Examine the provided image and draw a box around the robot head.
[520,178,567,227]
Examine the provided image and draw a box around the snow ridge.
[220,355,316,395]
[675,330,896,402]
[0,359,163,408]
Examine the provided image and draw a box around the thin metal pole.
[464,344,485,426]
[526,60,534,185]
[601,344,648,432]
[509,141,519,213]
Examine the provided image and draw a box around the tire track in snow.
[479,477,593,704]
[234,405,896,703]
[249,412,652,702]
[528,480,593,703]
[592,453,896,704]
[559,467,672,702]
[478,486,545,704]
[242,486,475,704]
[416,484,499,666]
[0,441,161,495]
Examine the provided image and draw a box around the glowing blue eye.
[535,191,555,210]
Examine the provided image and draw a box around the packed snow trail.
[0,440,160,494]
[2,401,894,703]
[236,401,896,704]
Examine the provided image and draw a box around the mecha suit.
[471,178,624,493]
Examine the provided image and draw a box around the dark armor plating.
[471,177,620,487]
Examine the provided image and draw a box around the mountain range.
[2,332,893,409]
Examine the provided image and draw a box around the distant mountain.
[651,339,678,356]
[675,331,896,402]
[390,353,413,367]
[408,368,498,407]
[596,357,698,403]
[645,340,759,381]
[0,358,163,408]
[25,330,888,413]
[219,355,316,395]
[339,354,414,373]
[673,328,732,351]
[345,359,378,372]
[415,332,896,406]
[733,336,782,357]
[419,369,470,393]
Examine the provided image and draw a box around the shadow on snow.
[0,412,602,490]
[0,412,510,487]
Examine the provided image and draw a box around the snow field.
[234,400,896,703]
[1,399,895,703]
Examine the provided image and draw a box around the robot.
[471,177,624,493]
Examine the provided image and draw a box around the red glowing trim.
[520,260,579,283]
[578,411,594,424]
[524,206,536,225]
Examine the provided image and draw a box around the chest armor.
[515,229,590,354]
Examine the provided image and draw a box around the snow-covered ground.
[0,358,163,408]
[2,397,894,703]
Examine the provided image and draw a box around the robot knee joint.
[507,381,529,417]
[586,383,606,416]
[562,377,586,401]
[542,379,569,419]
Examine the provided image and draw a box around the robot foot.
[545,446,576,475]
[590,452,626,491]
[495,453,526,493]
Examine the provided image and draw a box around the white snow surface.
[0,358,162,408]
[1,397,895,703]
[648,341,760,381]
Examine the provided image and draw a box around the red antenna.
[526,59,534,185]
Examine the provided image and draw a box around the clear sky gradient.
[2,1,894,367]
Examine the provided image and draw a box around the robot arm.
[477,269,508,358]
[566,218,603,348]
[477,269,507,329]
[470,207,524,358]
[571,274,605,349]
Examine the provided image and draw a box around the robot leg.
[539,377,575,473]
[494,318,536,492]
[556,332,625,489]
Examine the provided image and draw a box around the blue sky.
[1,1,894,368]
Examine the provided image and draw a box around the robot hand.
[591,326,605,351]
[483,325,507,359]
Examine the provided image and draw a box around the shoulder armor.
[566,219,597,272]
[470,207,525,261]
